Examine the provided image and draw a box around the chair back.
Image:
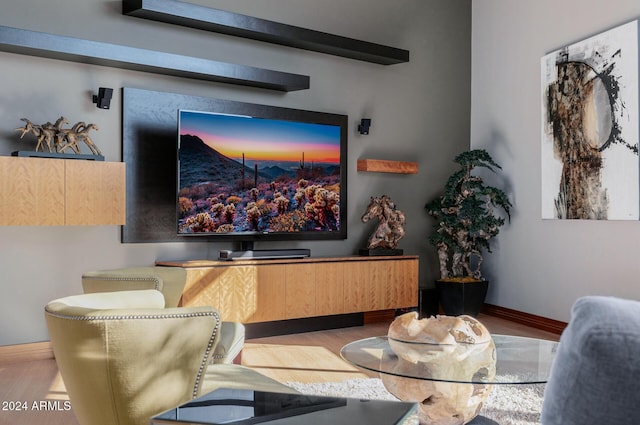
[45,289,220,425]
[82,267,187,307]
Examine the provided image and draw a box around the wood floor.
[0,314,559,425]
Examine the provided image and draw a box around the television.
[176,106,348,253]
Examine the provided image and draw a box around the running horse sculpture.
[361,195,406,255]
[15,117,102,156]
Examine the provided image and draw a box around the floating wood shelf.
[357,159,418,174]
[0,25,309,92]
[123,0,410,65]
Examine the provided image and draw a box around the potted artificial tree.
[425,149,512,317]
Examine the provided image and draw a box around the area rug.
[285,378,545,425]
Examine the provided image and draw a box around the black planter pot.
[435,280,488,317]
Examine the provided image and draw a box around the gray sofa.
[541,295,640,424]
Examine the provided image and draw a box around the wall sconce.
[92,87,113,109]
[358,118,371,135]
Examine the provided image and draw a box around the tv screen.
[177,108,347,241]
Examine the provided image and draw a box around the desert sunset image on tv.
[178,110,342,235]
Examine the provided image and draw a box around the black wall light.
[358,118,371,135]
[92,87,113,109]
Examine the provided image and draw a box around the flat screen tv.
[177,106,348,245]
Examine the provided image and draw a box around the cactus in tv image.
[222,204,236,224]
[216,224,234,233]
[179,176,340,234]
[178,197,194,215]
[183,212,215,232]
[246,202,261,230]
[178,144,341,234]
[210,203,224,217]
[274,192,290,214]
[270,209,308,232]
[294,179,308,209]
[302,185,340,230]
[226,195,242,205]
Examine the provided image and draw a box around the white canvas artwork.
[541,20,639,220]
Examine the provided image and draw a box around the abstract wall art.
[541,20,639,220]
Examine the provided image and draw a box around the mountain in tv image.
[178,134,341,234]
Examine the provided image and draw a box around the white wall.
[0,0,471,345]
[472,0,640,322]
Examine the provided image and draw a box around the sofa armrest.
[541,296,640,425]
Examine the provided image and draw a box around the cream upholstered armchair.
[81,266,244,364]
[44,289,295,425]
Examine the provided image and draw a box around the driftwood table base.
[381,373,492,425]
[385,313,497,424]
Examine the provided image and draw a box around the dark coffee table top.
[151,387,417,425]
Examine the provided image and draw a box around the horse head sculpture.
[362,195,406,250]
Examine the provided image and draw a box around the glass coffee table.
[341,335,558,425]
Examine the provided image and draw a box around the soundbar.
[218,248,311,261]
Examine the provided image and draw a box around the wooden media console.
[157,255,418,325]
